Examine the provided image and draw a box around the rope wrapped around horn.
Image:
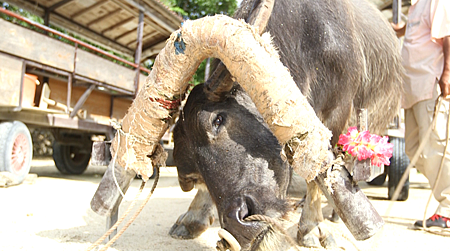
[111,14,332,182]
[104,13,384,243]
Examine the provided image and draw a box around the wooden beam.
[115,28,135,41]
[101,16,135,34]
[141,40,165,59]
[87,8,122,28]
[110,0,172,35]
[71,0,110,19]
[5,0,134,56]
[48,0,74,11]
[125,29,157,47]
[51,11,134,56]
[141,29,158,41]
[69,84,96,118]
[0,110,113,134]
[127,0,176,33]
[133,11,144,94]
[145,0,183,25]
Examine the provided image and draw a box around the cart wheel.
[0,121,33,184]
[388,137,409,201]
[53,141,91,174]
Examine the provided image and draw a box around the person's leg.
[411,91,450,227]
[404,107,422,170]
[426,97,450,219]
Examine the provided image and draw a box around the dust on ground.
[0,158,449,250]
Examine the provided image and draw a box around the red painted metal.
[0,7,151,74]
[11,133,28,173]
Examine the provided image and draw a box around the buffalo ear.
[204,61,234,102]
[203,0,275,102]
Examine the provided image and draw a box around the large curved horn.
[246,0,275,33]
[204,0,275,101]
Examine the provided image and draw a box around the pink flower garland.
[337,127,393,167]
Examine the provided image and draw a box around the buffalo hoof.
[297,222,338,249]
[169,211,214,239]
[329,210,341,223]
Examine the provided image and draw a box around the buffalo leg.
[169,184,215,239]
[298,181,337,248]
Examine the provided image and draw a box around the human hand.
[390,22,406,38]
[441,37,450,99]
[391,22,405,30]
[439,72,450,99]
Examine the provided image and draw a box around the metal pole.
[67,74,72,114]
[14,60,27,112]
[44,9,50,36]
[68,43,78,113]
[134,11,144,96]
[392,0,402,25]
[353,108,371,181]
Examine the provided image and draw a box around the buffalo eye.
[213,115,224,129]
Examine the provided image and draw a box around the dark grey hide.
[173,84,292,248]
[170,0,402,250]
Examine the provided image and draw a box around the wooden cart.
[0,0,181,184]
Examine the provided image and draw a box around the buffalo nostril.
[227,205,247,224]
[226,196,256,223]
[244,196,256,219]
[221,196,265,250]
[238,202,249,221]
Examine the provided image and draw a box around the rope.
[110,125,126,198]
[386,96,450,237]
[86,168,160,251]
[244,214,301,251]
[388,98,441,202]
[99,168,160,250]
[86,181,146,251]
[421,97,450,237]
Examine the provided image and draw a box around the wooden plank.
[70,0,110,20]
[0,110,113,134]
[101,16,135,34]
[137,71,147,91]
[0,18,75,72]
[112,97,132,122]
[87,8,122,28]
[0,54,22,107]
[48,78,132,125]
[75,49,137,92]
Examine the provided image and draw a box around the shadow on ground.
[36,197,216,251]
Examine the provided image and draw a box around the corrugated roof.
[5,0,183,60]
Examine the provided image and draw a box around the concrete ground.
[0,158,449,250]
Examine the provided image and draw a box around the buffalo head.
[173,83,293,250]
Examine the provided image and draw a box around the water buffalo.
[169,0,402,250]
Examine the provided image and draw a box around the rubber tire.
[53,141,91,175]
[367,173,387,186]
[0,121,33,184]
[388,137,410,201]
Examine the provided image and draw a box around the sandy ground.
[0,158,449,251]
